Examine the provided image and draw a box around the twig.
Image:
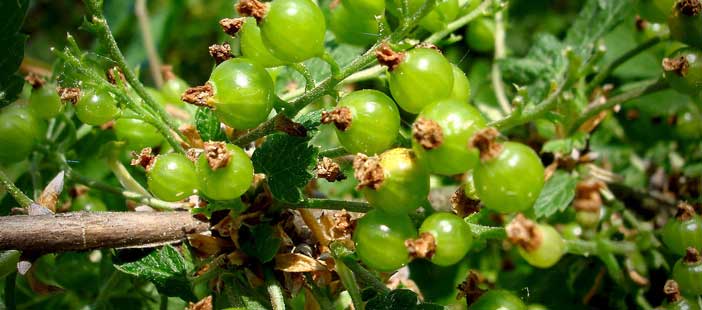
[0,211,208,252]
[135,0,164,88]
[491,10,511,114]
[0,169,33,208]
[287,199,372,213]
[318,147,349,158]
[489,79,568,130]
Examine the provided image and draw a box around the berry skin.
[465,17,495,53]
[330,3,381,47]
[29,86,63,120]
[358,148,430,214]
[412,99,486,176]
[662,212,702,256]
[113,118,164,150]
[663,48,702,96]
[473,142,545,213]
[147,153,198,202]
[419,212,473,266]
[517,224,565,268]
[208,58,274,129]
[668,0,702,48]
[672,249,702,296]
[196,144,254,201]
[332,90,400,155]
[161,77,190,106]
[676,109,702,140]
[239,17,286,68]
[260,0,326,62]
[71,195,108,212]
[353,209,416,272]
[75,89,120,126]
[341,0,384,16]
[470,290,527,310]
[0,105,42,164]
[450,64,471,102]
[639,0,676,23]
[387,48,454,113]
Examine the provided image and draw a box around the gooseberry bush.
[1,0,702,309]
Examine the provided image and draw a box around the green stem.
[491,9,511,114]
[319,147,349,158]
[334,257,364,310]
[289,63,316,92]
[569,79,669,133]
[467,223,507,240]
[0,169,33,208]
[586,35,667,93]
[4,272,16,310]
[340,256,390,294]
[265,269,286,310]
[321,51,342,80]
[424,0,495,44]
[289,199,371,213]
[564,239,637,256]
[82,0,187,146]
[490,79,568,130]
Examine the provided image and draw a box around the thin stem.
[289,63,316,91]
[425,0,494,44]
[490,79,568,130]
[569,79,669,133]
[340,256,390,294]
[491,10,511,114]
[321,51,342,80]
[468,223,507,240]
[290,199,371,213]
[82,0,186,145]
[319,147,349,158]
[0,169,33,208]
[564,239,636,256]
[586,35,666,93]
[265,268,286,310]
[135,0,164,88]
[334,258,364,310]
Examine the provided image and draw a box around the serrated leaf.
[113,245,195,301]
[564,0,636,59]
[0,0,29,108]
[252,133,319,203]
[215,273,270,310]
[541,132,588,154]
[195,107,226,142]
[534,170,578,218]
[240,224,281,263]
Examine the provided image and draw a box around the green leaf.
[195,107,226,142]
[533,170,578,218]
[113,245,195,301]
[252,132,319,203]
[499,34,566,101]
[541,132,588,154]
[564,0,636,59]
[215,272,270,310]
[365,289,443,310]
[239,224,281,263]
[0,0,29,108]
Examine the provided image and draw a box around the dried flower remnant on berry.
[506,214,541,252]
[450,187,481,217]
[188,295,213,310]
[203,141,231,170]
[58,87,81,104]
[24,74,45,89]
[573,180,605,212]
[209,43,233,64]
[412,118,444,150]
[182,83,214,107]
[683,247,702,264]
[131,148,156,170]
[456,270,487,303]
[321,107,352,131]
[675,202,697,221]
[236,0,268,21]
[469,128,503,161]
[664,280,683,303]
[353,154,384,190]
[376,43,405,71]
[316,157,346,182]
[635,16,649,31]
[663,56,690,77]
[332,210,354,239]
[219,18,246,36]
[405,232,436,259]
[677,0,702,16]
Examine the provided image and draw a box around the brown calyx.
[662,56,690,77]
[219,18,246,36]
[332,210,355,239]
[405,232,436,260]
[321,107,352,131]
[635,16,649,32]
[677,0,702,16]
[24,74,45,89]
[209,43,233,65]
[161,65,176,81]
[683,247,702,264]
[57,87,81,104]
[186,148,204,163]
[181,83,214,107]
[106,67,126,85]
[456,270,487,303]
[376,43,405,71]
[130,148,156,170]
[353,154,384,190]
[573,180,605,212]
[664,280,682,303]
[412,118,444,150]
[506,214,542,252]
[203,141,231,170]
[450,187,481,217]
[675,202,697,221]
[469,128,503,162]
[179,124,204,149]
[316,157,346,182]
[236,0,268,22]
